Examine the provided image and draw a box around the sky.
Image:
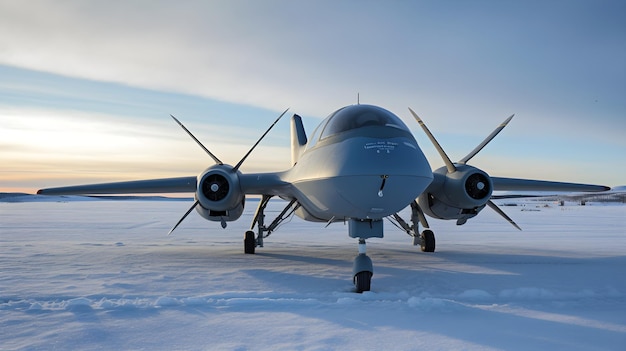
[1,0,625,193]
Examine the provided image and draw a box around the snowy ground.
[1,198,625,350]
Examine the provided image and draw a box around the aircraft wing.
[491,177,610,192]
[37,176,197,195]
[38,175,609,196]
[37,173,293,197]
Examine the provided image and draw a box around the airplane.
[38,104,610,292]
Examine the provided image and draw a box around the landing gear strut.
[353,239,373,293]
[244,195,300,254]
[393,200,436,253]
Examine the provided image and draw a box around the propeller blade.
[459,114,514,164]
[486,200,521,231]
[171,115,223,165]
[232,107,289,172]
[168,199,199,236]
[408,108,456,173]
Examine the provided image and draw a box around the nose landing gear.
[353,239,373,293]
[349,219,383,293]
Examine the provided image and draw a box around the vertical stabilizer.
[291,114,308,165]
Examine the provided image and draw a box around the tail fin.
[291,114,307,165]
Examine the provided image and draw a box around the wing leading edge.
[36,173,293,197]
[37,176,609,196]
[37,176,198,195]
[491,177,610,192]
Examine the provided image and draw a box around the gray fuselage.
[283,105,433,222]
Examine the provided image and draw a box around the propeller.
[167,108,289,235]
[487,200,521,231]
[409,108,521,230]
[168,199,199,235]
[170,115,223,165]
[233,108,290,172]
[409,108,456,173]
[458,114,514,164]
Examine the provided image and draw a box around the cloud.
[0,1,624,189]
[1,1,622,122]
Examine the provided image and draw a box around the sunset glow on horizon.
[1,1,624,193]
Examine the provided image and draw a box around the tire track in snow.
[2,286,622,314]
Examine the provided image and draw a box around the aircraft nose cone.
[334,174,432,218]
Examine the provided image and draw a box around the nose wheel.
[354,271,372,293]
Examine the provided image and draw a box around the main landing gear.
[244,195,300,255]
[244,230,256,254]
[241,198,433,293]
[392,200,436,253]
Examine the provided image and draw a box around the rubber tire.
[354,271,372,293]
[244,230,256,254]
[421,230,436,252]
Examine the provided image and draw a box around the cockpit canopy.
[305,105,413,151]
[320,104,409,139]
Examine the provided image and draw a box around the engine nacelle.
[418,165,493,223]
[195,165,245,222]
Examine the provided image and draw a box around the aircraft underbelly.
[293,174,430,220]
